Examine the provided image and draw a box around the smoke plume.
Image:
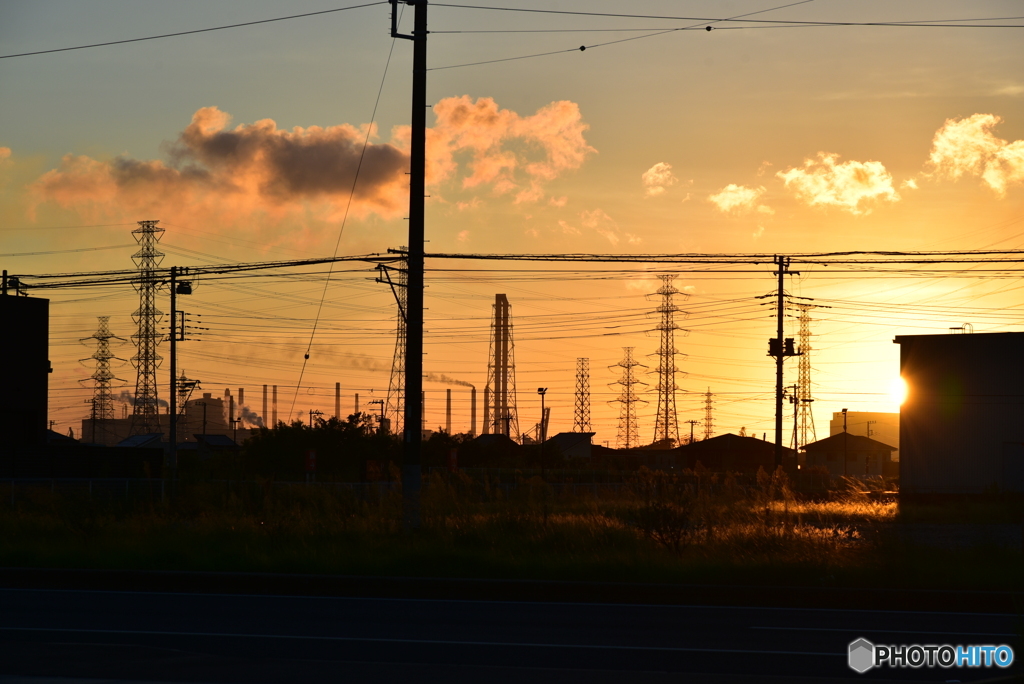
[116,389,167,408]
[424,372,474,389]
[239,405,265,428]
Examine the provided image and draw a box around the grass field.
[1,468,1020,591]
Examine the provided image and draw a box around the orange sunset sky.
[2,0,1023,445]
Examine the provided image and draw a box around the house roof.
[544,432,594,450]
[194,434,239,448]
[802,432,897,452]
[675,432,797,456]
[472,433,520,449]
[116,433,163,448]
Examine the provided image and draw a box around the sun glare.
[889,377,908,406]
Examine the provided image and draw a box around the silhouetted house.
[544,432,594,461]
[828,411,899,460]
[457,433,521,467]
[116,434,163,449]
[895,332,1024,497]
[0,289,51,453]
[802,433,897,479]
[195,434,240,460]
[674,433,797,474]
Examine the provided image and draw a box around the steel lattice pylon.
[794,303,818,449]
[703,388,714,441]
[610,347,647,449]
[650,274,688,445]
[485,294,519,440]
[81,316,125,443]
[129,220,165,436]
[573,357,591,432]
[383,256,408,436]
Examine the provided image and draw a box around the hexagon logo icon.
[848,638,875,673]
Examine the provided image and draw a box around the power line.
[429,0,815,70]
[434,3,1024,27]
[0,2,385,60]
[290,9,403,418]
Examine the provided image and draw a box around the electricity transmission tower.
[485,294,519,440]
[610,347,647,449]
[703,388,714,441]
[81,316,125,444]
[650,274,688,445]
[795,303,816,449]
[129,220,165,436]
[378,253,408,436]
[574,357,591,432]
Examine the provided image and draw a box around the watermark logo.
[849,638,1014,673]
[848,638,874,673]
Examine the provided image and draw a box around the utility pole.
[168,266,196,474]
[684,419,699,444]
[169,267,177,470]
[762,255,800,469]
[392,0,427,529]
[787,383,799,453]
[537,387,547,479]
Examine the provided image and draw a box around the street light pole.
[537,387,547,480]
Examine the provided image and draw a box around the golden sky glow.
[2,1,1023,443]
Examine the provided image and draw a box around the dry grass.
[0,468,1017,590]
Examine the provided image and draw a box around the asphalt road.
[1,588,1021,683]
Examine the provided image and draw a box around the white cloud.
[642,162,678,197]
[708,184,771,215]
[777,153,899,215]
[927,113,1024,196]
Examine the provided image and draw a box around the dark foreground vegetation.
[2,465,1021,593]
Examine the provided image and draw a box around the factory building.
[895,332,1024,498]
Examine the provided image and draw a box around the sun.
[889,377,908,406]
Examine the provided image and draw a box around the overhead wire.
[289,3,404,418]
[0,2,387,59]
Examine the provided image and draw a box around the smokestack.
[238,388,244,406]
[446,388,452,434]
[422,390,426,429]
[263,385,268,428]
[355,393,360,415]
[335,382,341,419]
[272,385,278,426]
[229,394,235,429]
[483,387,490,435]
[470,387,476,436]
